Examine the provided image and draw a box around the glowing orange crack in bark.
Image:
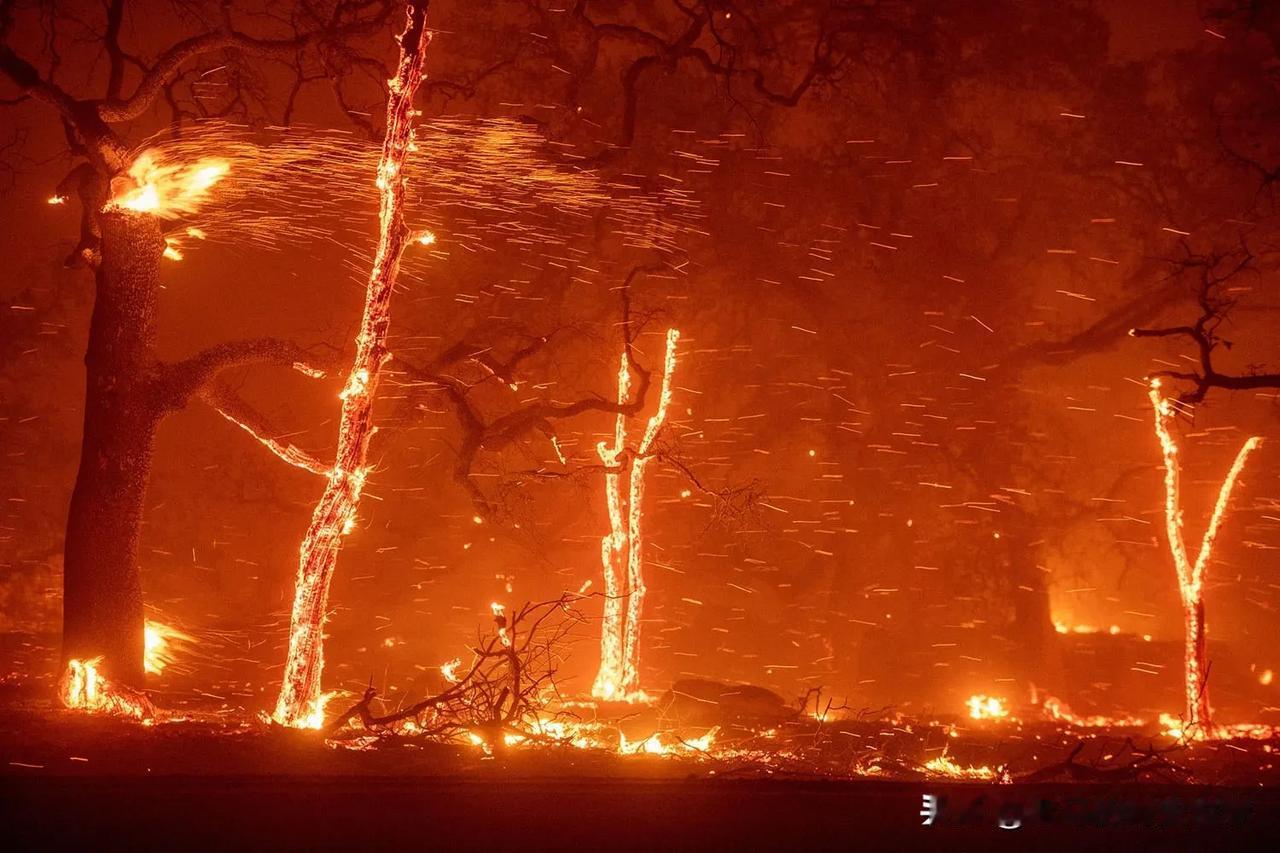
[591,329,680,702]
[1148,378,1262,729]
[272,1,433,728]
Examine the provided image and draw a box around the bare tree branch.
[1130,245,1280,403]
[96,1,396,123]
[158,336,336,407]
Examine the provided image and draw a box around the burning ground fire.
[58,658,152,720]
[50,610,1278,780]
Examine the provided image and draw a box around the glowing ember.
[273,0,433,729]
[440,658,462,683]
[966,694,1009,720]
[108,151,229,217]
[1149,378,1262,728]
[592,329,680,702]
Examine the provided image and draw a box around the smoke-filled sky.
[1,0,1278,719]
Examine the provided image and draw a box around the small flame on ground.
[294,691,337,730]
[924,753,997,780]
[619,727,717,755]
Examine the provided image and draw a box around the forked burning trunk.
[62,211,167,688]
[272,0,432,728]
[591,330,679,702]
[1149,379,1262,731]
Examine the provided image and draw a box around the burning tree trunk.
[61,211,167,688]
[592,329,679,702]
[591,352,631,700]
[1148,379,1262,730]
[272,0,433,728]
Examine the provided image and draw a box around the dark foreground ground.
[4,773,1279,851]
[3,703,1279,850]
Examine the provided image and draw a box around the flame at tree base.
[59,658,153,720]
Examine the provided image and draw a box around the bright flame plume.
[108,151,229,217]
[143,620,195,675]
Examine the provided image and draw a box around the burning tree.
[0,0,398,689]
[593,328,679,702]
[1146,380,1261,729]
[1131,250,1273,731]
[273,0,431,728]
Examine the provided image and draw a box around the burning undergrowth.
[13,597,1276,787]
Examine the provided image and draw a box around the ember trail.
[2,0,1279,847]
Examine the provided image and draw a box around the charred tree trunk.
[61,211,166,688]
[1002,517,1059,687]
